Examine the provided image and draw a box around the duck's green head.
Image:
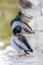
[13,26,22,35]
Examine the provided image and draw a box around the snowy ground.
[0,45,43,65]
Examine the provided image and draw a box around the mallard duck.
[10,26,33,56]
[10,11,34,34]
[18,0,33,9]
[11,19,35,34]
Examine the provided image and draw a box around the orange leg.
[16,53,27,57]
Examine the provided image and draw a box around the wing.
[22,21,32,31]
[18,21,34,34]
[18,34,27,43]
[13,39,27,50]
[18,34,32,50]
[20,21,35,34]
[23,28,32,34]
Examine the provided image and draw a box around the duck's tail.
[24,49,33,54]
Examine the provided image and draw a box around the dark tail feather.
[24,49,33,54]
[24,50,30,54]
[24,41,33,52]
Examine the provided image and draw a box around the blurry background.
[0,0,20,49]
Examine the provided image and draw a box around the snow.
[0,41,5,47]
[0,46,43,65]
[28,0,39,6]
